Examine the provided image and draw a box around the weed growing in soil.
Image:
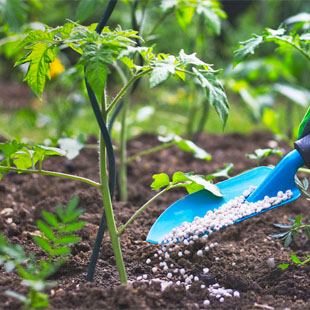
[0,196,85,310]
[270,176,310,270]
[246,148,282,166]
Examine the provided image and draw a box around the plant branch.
[127,141,175,163]
[117,185,175,236]
[107,69,152,114]
[0,166,101,188]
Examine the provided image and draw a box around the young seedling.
[246,148,282,166]
[3,8,229,284]
[0,196,85,310]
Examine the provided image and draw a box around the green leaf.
[33,236,52,253]
[76,0,97,22]
[269,232,289,239]
[233,34,263,67]
[16,43,57,97]
[196,4,221,35]
[13,149,38,170]
[42,211,60,229]
[246,148,282,161]
[295,214,302,227]
[0,140,24,159]
[149,55,176,88]
[284,233,292,247]
[273,83,310,108]
[58,138,84,160]
[172,171,192,184]
[178,49,208,67]
[50,246,70,256]
[174,136,211,161]
[80,44,112,102]
[5,290,28,303]
[36,220,55,241]
[182,173,223,197]
[62,221,86,233]
[54,236,80,244]
[298,105,310,138]
[151,173,170,190]
[175,5,195,30]
[206,163,234,181]
[193,68,229,126]
[278,263,289,270]
[290,254,302,264]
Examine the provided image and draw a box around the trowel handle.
[294,133,310,168]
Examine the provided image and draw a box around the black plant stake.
[85,0,118,282]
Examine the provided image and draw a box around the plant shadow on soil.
[1,132,310,310]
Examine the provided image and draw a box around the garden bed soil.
[1,131,310,310]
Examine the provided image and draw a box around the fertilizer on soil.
[138,187,293,308]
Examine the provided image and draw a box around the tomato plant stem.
[119,92,130,202]
[0,166,101,188]
[99,132,127,283]
[98,93,127,283]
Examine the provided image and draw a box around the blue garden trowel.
[147,133,310,244]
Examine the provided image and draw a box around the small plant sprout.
[246,148,282,166]
[0,196,85,310]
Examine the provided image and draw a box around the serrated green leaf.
[233,34,263,67]
[76,0,97,22]
[290,254,302,264]
[55,236,80,244]
[278,263,289,270]
[37,220,55,241]
[17,43,57,97]
[193,68,229,126]
[50,246,70,256]
[151,173,170,190]
[174,136,211,161]
[80,44,112,102]
[177,49,208,67]
[0,140,24,159]
[149,56,176,88]
[42,211,60,229]
[196,4,221,35]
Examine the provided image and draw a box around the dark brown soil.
[1,131,310,310]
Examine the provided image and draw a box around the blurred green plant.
[230,13,310,140]
[0,196,85,310]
